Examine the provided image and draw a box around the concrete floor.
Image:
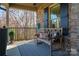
[6,39,69,56]
[6,39,50,56]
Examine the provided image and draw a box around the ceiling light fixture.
[33,3,37,6]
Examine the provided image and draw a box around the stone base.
[70,48,78,56]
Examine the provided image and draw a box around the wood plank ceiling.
[9,3,52,10]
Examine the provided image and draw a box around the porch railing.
[8,27,36,41]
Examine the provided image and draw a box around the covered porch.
[0,3,70,56]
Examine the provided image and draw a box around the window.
[50,4,60,28]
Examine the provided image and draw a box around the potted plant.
[9,31,14,44]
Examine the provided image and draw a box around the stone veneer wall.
[37,9,44,28]
[69,4,79,55]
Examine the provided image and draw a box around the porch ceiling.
[14,3,42,7]
[9,3,52,11]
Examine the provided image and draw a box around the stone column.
[69,4,79,55]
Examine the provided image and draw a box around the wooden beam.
[48,6,51,28]
[36,4,51,10]
[6,3,9,27]
[49,3,58,8]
